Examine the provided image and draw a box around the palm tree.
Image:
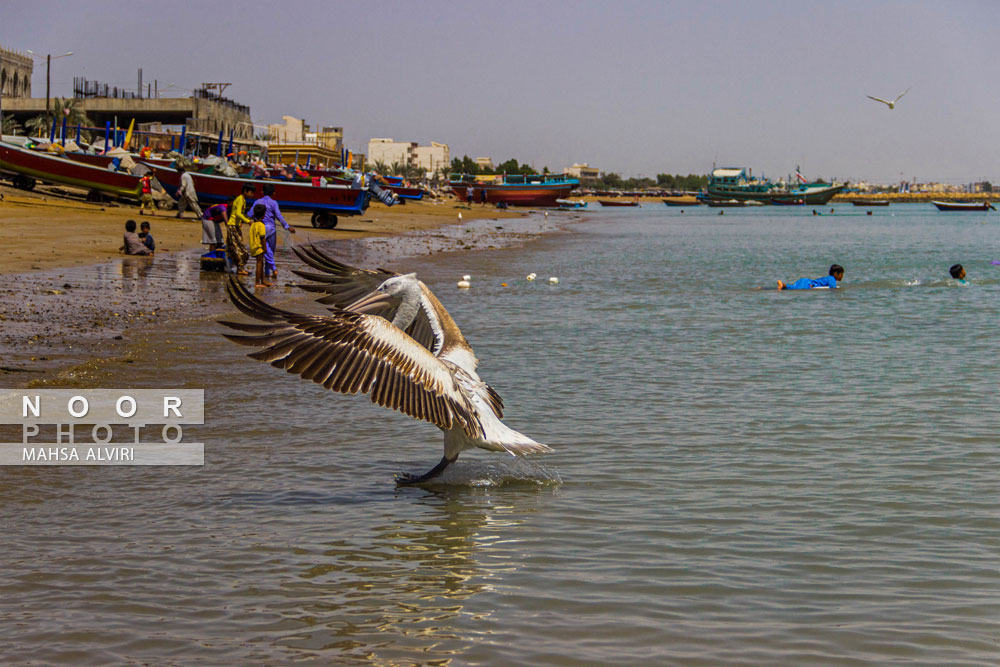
[371,159,391,175]
[2,113,21,135]
[25,97,91,139]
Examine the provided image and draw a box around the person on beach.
[248,203,270,287]
[120,219,152,256]
[254,183,295,281]
[201,203,228,252]
[949,264,967,285]
[480,187,487,206]
[466,185,474,206]
[777,264,844,290]
[175,166,203,219]
[226,184,253,275]
[138,173,155,216]
[139,221,155,253]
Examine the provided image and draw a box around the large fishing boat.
[705,167,845,205]
[143,163,371,228]
[449,172,579,206]
[0,139,142,197]
[931,200,995,211]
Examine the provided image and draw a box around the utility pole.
[26,50,72,116]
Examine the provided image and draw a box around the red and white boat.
[143,163,371,228]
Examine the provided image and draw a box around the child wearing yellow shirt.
[249,203,270,287]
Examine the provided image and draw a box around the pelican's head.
[377,273,419,297]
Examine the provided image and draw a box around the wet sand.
[0,183,581,383]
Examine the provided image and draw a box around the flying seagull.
[219,245,550,484]
[867,87,911,110]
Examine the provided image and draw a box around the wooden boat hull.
[598,200,640,207]
[450,180,577,206]
[662,197,701,206]
[770,197,805,205]
[931,200,994,211]
[144,163,370,216]
[851,199,890,206]
[0,141,142,197]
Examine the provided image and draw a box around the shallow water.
[2,204,999,664]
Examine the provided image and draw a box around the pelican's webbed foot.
[395,455,457,486]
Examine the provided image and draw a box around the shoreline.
[0,188,582,386]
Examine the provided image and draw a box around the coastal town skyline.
[3,0,999,184]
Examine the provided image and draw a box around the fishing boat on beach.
[931,200,995,211]
[0,139,142,197]
[555,198,587,210]
[599,199,640,207]
[449,172,579,206]
[143,163,371,228]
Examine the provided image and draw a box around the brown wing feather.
[220,277,483,437]
[290,244,396,308]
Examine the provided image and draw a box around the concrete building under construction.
[3,72,256,154]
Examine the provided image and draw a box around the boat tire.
[13,174,36,191]
[311,212,338,229]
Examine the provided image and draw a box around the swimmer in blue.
[949,263,967,284]
[777,264,844,290]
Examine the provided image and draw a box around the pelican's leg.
[395,455,458,485]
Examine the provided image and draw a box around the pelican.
[867,87,910,110]
[219,244,550,484]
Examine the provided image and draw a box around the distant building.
[0,43,33,98]
[413,142,450,177]
[368,138,450,177]
[266,118,345,167]
[268,115,306,142]
[564,162,600,184]
[474,157,493,171]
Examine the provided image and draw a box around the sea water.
[1,204,999,664]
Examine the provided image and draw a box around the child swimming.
[777,264,844,290]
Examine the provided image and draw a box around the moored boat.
[555,198,587,209]
[931,200,995,211]
[598,199,640,207]
[700,197,746,207]
[0,139,142,197]
[770,196,805,205]
[706,166,845,204]
[449,172,579,206]
[662,197,701,206]
[143,162,371,229]
[851,199,890,206]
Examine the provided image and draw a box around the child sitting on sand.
[139,221,155,253]
[248,203,270,288]
[120,219,152,256]
[777,264,844,290]
[949,264,967,285]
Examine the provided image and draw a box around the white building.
[564,162,601,183]
[368,138,450,177]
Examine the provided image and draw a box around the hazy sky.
[3,0,998,183]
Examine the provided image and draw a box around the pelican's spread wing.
[220,278,484,438]
[292,243,441,354]
[867,95,891,105]
[894,87,911,103]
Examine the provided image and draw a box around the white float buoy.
[459,212,463,221]
[457,280,471,289]
[549,276,559,284]
[462,274,471,281]
[526,273,537,281]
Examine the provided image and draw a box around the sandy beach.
[0,181,574,383]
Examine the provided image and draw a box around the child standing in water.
[949,264,967,284]
[778,264,844,290]
[248,203,270,288]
